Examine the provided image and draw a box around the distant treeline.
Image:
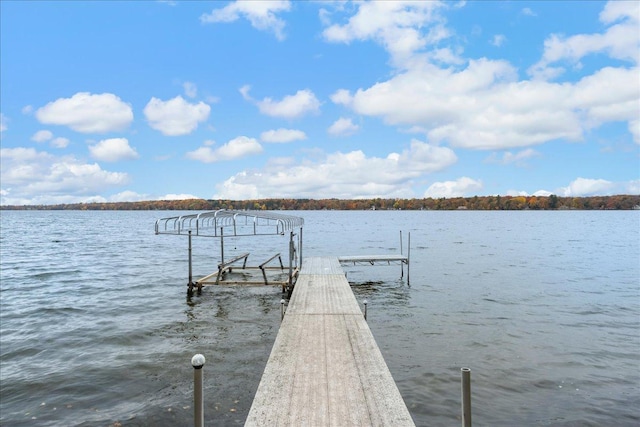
[2,195,640,211]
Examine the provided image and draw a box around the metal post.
[192,354,206,427]
[281,299,285,321]
[461,367,472,427]
[400,231,404,278]
[188,230,193,287]
[288,232,294,289]
[220,227,224,266]
[363,299,368,321]
[407,232,411,285]
[299,227,303,268]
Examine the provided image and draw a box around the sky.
[1,0,638,205]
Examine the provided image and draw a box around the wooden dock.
[245,256,415,426]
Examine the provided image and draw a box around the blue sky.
[1,1,638,205]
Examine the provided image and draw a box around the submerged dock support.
[192,354,206,427]
[461,367,472,427]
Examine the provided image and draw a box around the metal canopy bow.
[155,209,304,237]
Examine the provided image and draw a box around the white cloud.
[89,138,139,162]
[486,148,541,165]
[559,177,615,197]
[0,114,7,132]
[31,130,53,143]
[529,2,639,79]
[109,190,149,202]
[35,92,133,133]
[328,117,359,136]
[330,89,352,105]
[242,87,321,119]
[183,81,198,98]
[31,130,70,148]
[213,139,456,199]
[51,137,70,149]
[201,0,291,41]
[321,1,448,66]
[424,177,483,198]
[571,66,640,141]
[21,105,33,115]
[627,179,640,194]
[186,136,263,163]
[260,128,307,143]
[326,2,638,149]
[144,96,210,136]
[505,190,530,197]
[521,7,537,17]
[160,193,201,200]
[0,147,129,205]
[491,34,506,47]
[337,55,640,149]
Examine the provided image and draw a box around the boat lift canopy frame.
[155,210,304,294]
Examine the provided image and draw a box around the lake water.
[1,210,638,426]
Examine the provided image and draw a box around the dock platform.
[245,256,415,426]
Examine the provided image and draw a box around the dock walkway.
[245,256,415,426]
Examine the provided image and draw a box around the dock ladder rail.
[155,210,304,294]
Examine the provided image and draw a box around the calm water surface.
[1,210,638,426]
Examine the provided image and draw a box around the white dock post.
[363,299,368,321]
[461,367,472,427]
[192,354,206,427]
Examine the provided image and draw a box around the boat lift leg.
[188,231,194,295]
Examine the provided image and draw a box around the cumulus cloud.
[212,139,456,199]
[0,114,7,132]
[35,92,133,133]
[529,1,639,79]
[105,191,201,202]
[159,193,201,201]
[328,117,359,136]
[241,86,321,119]
[321,1,448,66]
[260,128,307,143]
[144,96,210,136]
[324,1,638,149]
[186,136,263,163]
[559,177,615,197]
[89,138,139,162]
[109,190,149,202]
[31,130,71,148]
[0,147,129,205]
[424,177,483,198]
[336,55,640,149]
[31,130,53,143]
[201,0,291,40]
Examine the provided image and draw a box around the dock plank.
[245,257,415,427]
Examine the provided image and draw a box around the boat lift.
[155,210,304,294]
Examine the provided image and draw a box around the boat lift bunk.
[338,231,411,284]
[155,210,304,295]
